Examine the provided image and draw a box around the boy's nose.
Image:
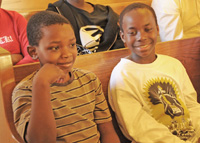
[61,47,71,58]
[136,31,147,41]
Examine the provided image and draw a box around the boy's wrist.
[32,76,51,91]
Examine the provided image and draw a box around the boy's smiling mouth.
[134,44,150,50]
[57,61,73,69]
[134,41,153,50]
[136,45,149,49]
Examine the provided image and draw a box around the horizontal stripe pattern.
[12,68,111,143]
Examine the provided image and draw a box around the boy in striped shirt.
[12,11,120,143]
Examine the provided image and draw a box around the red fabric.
[0,8,39,65]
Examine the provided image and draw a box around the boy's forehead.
[42,23,70,29]
[123,8,155,24]
[125,8,152,18]
[41,23,72,33]
[39,23,75,42]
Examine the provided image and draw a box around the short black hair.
[119,3,158,32]
[27,10,71,46]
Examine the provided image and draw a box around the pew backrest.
[14,37,200,101]
[1,0,152,20]
[1,0,152,12]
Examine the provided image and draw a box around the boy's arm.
[97,121,120,143]
[15,12,38,65]
[11,54,23,65]
[26,64,66,143]
[93,75,120,143]
[180,64,200,142]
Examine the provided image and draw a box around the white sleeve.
[108,68,189,143]
[151,0,183,41]
[180,64,200,141]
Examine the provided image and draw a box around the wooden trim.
[0,48,24,143]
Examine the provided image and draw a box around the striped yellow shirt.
[12,68,112,143]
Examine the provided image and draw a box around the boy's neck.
[52,71,73,86]
[66,0,85,6]
[128,54,157,64]
[66,0,94,13]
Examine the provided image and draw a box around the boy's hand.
[11,54,23,65]
[98,121,120,143]
[34,63,67,84]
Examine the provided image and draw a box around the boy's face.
[120,8,159,64]
[35,24,77,74]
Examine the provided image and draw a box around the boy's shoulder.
[13,68,99,93]
[158,54,182,63]
[13,71,37,90]
[72,68,98,79]
[113,54,183,69]
[0,8,25,20]
[156,54,185,70]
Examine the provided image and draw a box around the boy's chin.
[62,68,73,74]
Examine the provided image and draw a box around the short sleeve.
[93,76,112,124]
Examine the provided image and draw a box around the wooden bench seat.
[1,37,200,143]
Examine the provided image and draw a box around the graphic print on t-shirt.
[144,77,195,141]
[0,36,13,44]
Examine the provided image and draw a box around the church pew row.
[2,0,152,20]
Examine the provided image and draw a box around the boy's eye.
[145,28,153,32]
[49,46,59,51]
[128,30,137,36]
[69,43,76,48]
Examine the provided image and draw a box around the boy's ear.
[120,30,126,44]
[156,25,159,35]
[117,21,120,27]
[27,45,38,60]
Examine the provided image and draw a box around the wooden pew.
[1,0,152,12]
[0,48,23,143]
[1,37,200,143]
[20,2,134,21]
[2,0,152,20]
